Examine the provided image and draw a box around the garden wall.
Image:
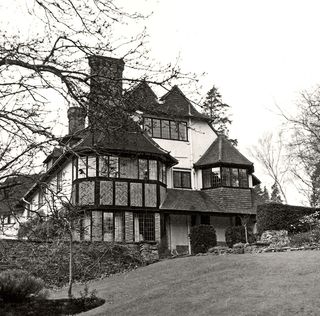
[0,240,154,287]
[257,203,320,235]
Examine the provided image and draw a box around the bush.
[289,228,320,247]
[189,225,217,254]
[0,269,47,302]
[225,226,255,248]
[257,203,320,235]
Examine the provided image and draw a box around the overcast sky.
[4,0,320,204]
[122,0,320,204]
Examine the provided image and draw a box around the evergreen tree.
[270,182,283,203]
[202,85,232,136]
[253,184,270,204]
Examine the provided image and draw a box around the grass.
[52,251,320,315]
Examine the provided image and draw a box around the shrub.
[225,226,255,248]
[257,203,320,235]
[0,269,47,302]
[189,225,217,254]
[289,228,320,247]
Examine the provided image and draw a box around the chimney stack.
[67,107,86,135]
[88,55,124,125]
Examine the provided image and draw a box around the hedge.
[257,203,320,235]
[189,225,217,254]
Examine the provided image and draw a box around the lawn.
[52,251,320,315]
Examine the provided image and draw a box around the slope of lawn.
[52,251,320,316]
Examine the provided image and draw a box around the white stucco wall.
[152,118,217,190]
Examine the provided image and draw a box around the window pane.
[178,122,187,140]
[239,169,248,188]
[161,120,170,139]
[139,159,148,179]
[144,118,152,136]
[222,168,231,186]
[109,156,119,178]
[152,119,161,138]
[103,212,113,242]
[173,171,181,188]
[181,172,191,188]
[149,160,157,180]
[114,212,124,242]
[99,156,109,176]
[231,168,239,187]
[158,161,163,182]
[78,157,87,178]
[212,167,221,187]
[170,121,179,140]
[87,156,96,177]
[202,169,211,188]
[162,164,167,184]
[119,157,138,179]
[73,159,77,180]
[135,213,155,241]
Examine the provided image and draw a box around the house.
[0,175,38,239]
[2,56,260,254]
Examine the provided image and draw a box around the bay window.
[202,167,249,189]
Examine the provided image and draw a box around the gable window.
[202,167,249,189]
[173,170,191,189]
[143,117,188,141]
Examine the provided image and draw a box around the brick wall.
[205,187,255,214]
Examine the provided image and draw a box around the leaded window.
[202,167,249,189]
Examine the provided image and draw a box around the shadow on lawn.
[0,297,105,316]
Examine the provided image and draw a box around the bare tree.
[281,86,320,206]
[251,131,289,203]
[0,1,197,183]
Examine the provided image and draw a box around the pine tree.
[253,184,270,204]
[202,85,232,136]
[270,182,283,203]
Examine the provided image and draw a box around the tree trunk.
[67,234,73,299]
[244,224,248,244]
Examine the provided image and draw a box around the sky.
[4,0,320,204]
[120,0,320,204]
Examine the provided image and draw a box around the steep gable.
[194,135,253,169]
[159,86,208,120]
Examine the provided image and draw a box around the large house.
[0,56,260,254]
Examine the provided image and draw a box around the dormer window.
[143,117,188,141]
[202,167,248,189]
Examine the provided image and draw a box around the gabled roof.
[43,147,63,164]
[160,189,224,213]
[159,86,208,120]
[125,83,209,121]
[124,81,158,113]
[0,175,39,215]
[194,135,253,169]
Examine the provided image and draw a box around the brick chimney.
[88,55,124,124]
[67,107,86,135]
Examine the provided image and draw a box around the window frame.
[173,170,192,189]
[202,166,249,189]
[143,117,188,141]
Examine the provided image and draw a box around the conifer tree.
[270,182,283,203]
[202,85,232,135]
